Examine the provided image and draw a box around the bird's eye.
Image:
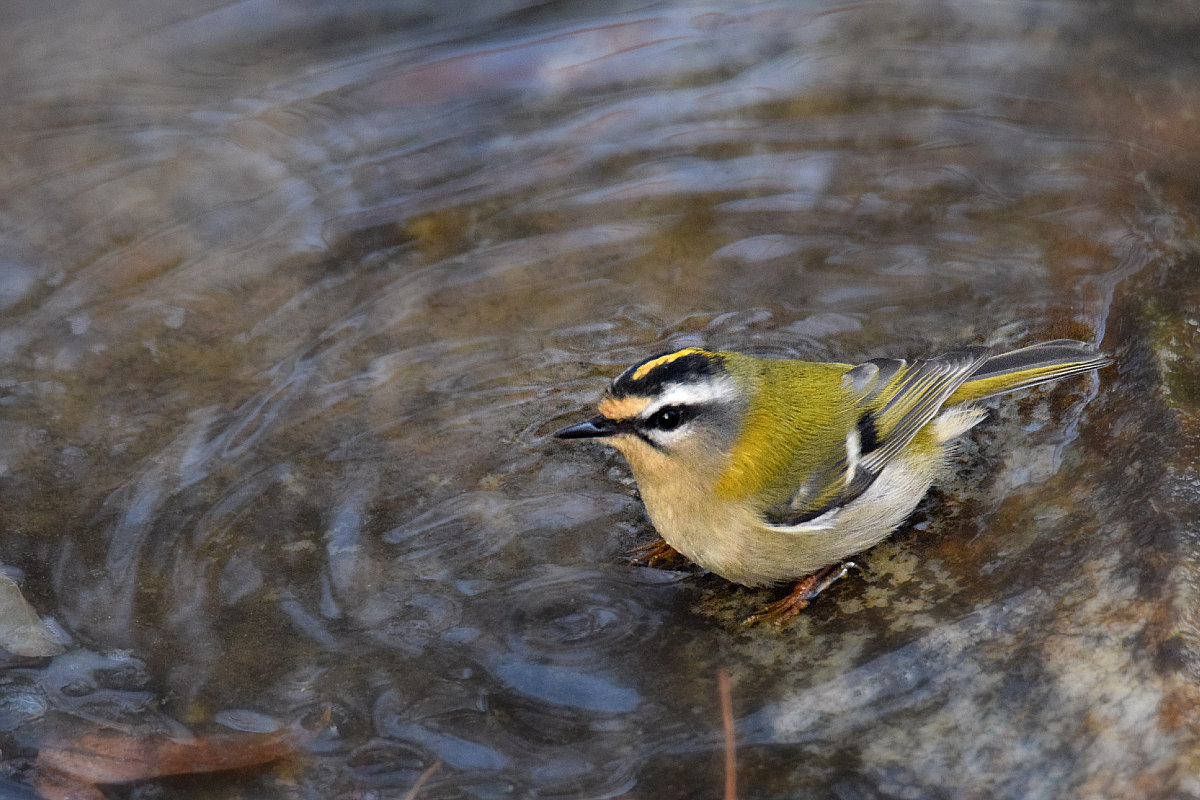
[649,406,685,431]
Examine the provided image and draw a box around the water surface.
[2,0,1199,797]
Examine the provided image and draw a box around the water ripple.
[500,566,660,666]
[0,0,1180,797]
[382,492,631,578]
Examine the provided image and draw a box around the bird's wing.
[761,347,990,529]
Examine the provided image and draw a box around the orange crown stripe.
[598,395,652,420]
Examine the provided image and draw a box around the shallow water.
[2,0,1200,797]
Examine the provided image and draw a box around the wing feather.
[762,347,990,529]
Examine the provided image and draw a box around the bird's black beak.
[554,415,618,440]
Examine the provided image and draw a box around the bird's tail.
[948,339,1111,405]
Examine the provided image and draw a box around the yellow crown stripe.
[631,347,707,381]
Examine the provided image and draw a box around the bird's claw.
[627,538,682,568]
[744,561,861,628]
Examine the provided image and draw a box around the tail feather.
[948,339,1111,405]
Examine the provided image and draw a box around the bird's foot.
[744,562,861,628]
[628,538,683,568]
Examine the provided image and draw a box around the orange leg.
[628,538,683,568]
[744,562,859,627]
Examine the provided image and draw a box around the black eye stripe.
[653,407,682,430]
[641,404,694,432]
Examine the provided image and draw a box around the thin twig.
[403,758,442,800]
[718,667,738,800]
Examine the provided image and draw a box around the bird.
[554,339,1111,625]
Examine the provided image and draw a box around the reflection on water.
[2,0,1199,796]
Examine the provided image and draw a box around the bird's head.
[554,348,751,484]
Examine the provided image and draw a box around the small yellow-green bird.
[555,340,1110,624]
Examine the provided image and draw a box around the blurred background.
[1,0,1199,797]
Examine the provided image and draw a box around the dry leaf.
[29,766,108,800]
[35,711,324,786]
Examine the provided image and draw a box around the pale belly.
[635,454,941,587]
